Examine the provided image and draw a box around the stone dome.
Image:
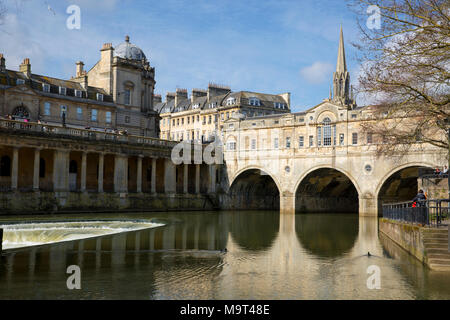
[114,35,147,61]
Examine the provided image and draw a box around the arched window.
[0,155,11,176]
[69,160,78,174]
[323,117,332,146]
[12,105,30,120]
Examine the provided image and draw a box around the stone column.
[32,148,40,191]
[80,152,87,192]
[183,164,188,194]
[151,158,156,194]
[207,164,216,194]
[137,156,143,193]
[11,147,19,191]
[52,149,70,192]
[195,164,200,194]
[98,153,104,193]
[164,158,176,194]
[359,195,378,217]
[280,191,295,214]
[114,154,128,193]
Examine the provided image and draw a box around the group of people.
[434,166,448,175]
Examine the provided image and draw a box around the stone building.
[0,36,159,137]
[157,84,291,142]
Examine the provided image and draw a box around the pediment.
[5,84,38,96]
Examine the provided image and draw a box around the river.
[0,211,449,299]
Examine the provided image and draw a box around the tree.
[348,0,450,155]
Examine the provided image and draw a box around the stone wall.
[0,191,215,214]
[418,176,449,199]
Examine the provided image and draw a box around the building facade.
[157,84,291,142]
[0,36,159,137]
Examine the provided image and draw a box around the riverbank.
[379,218,450,271]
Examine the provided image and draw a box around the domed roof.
[114,35,147,61]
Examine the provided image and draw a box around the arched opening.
[228,169,280,210]
[69,159,78,192]
[377,165,433,211]
[12,105,30,120]
[0,155,11,176]
[295,168,359,213]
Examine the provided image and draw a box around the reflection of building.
[0,36,159,137]
[157,84,290,142]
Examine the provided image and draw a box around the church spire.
[336,26,347,73]
[332,26,355,108]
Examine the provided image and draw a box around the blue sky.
[0,0,366,112]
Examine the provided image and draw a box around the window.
[196,115,199,122]
[96,93,104,101]
[187,117,190,124]
[208,115,211,124]
[0,155,11,176]
[309,135,314,147]
[16,79,25,85]
[227,97,236,106]
[59,87,66,95]
[228,142,236,150]
[76,107,83,120]
[91,109,98,121]
[339,134,345,146]
[226,112,230,119]
[42,83,50,93]
[299,136,304,147]
[323,118,332,146]
[177,119,180,126]
[181,118,184,125]
[106,111,112,124]
[249,97,260,106]
[352,133,358,145]
[333,125,337,145]
[351,114,357,119]
[251,139,256,150]
[44,102,51,116]
[202,117,206,125]
[173,119,175,126]
[60,105,67,118]
[75,90,82,98]
[299,118,304,123]
[124,89,130,105]
[221,113,224,121]
[274,138,279,149]
[125,116,130,123]
[286,137,291,149]
[367,133,373,144]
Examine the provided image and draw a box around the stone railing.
[0,119,177,148]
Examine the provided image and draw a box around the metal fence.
[382,199,450,227]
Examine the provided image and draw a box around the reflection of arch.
[0,155,11,176]
[229,211,279,251]
[12,105,30,119]
[294,166,360,213]
[296,214,358,258]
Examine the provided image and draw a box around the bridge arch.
[293,165,362,214]
[226,166,281,210]
[375,161,435,211]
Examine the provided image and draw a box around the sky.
[0,0,368,112]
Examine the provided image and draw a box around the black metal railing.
[382,199,449,227]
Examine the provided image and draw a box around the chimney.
[166,92,175,103]
[76,61,84,77]
[0,54,5,72]
[191,88,207,103]
[19,58,31,78]
[153,94,162,104]
[175,88,188,107]
[207,83,231,102]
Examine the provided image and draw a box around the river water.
[0,211,449,300]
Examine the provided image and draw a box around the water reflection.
[0,211,449,299]
[295,214,358,258]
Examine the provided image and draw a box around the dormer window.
[59,87,66,95]
[226,97,236,106]
[192,103,200,109]
[75,90,82,98]
[97,93,104,101]
[16,79,25,85]
[249,97,260,106]
[42,83,50,93]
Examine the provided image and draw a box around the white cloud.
[299,61,333,84]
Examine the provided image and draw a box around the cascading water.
[0,220,164,250]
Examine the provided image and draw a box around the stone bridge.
[220,103,447,216]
